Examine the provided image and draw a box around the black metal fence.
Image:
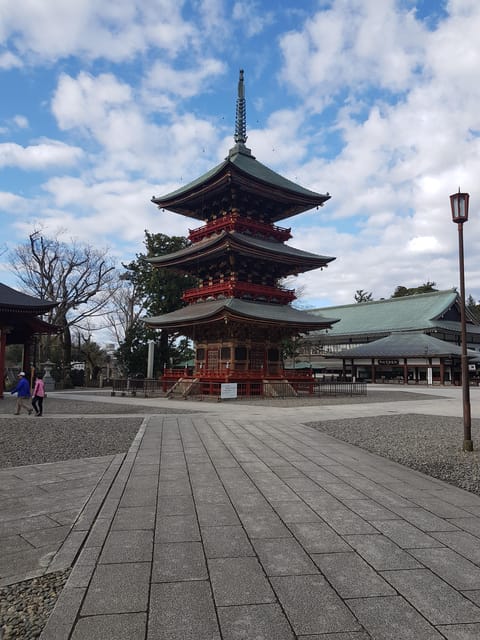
[111,378,164,397]
[111,378,367,399]
[314,381,367,396]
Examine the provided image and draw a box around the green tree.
[467,294,480,322]
[118,231,196,375]
[391,281,438,298]
[354,289,373,303]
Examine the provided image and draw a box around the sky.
[1,0,480,315]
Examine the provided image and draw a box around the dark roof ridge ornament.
[228,69,253,159]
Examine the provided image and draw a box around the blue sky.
[1,0,480,318]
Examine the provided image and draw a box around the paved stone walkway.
[35,400,480,640]
[0,454,124,586]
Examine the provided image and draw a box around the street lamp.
[450,189,473,451]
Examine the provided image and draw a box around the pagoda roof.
[152,146,330,223]
[0,282,57,315]
[0,282,60,345]
[147,230,334,273]
[144,298,339,332]
[308,289,480,338]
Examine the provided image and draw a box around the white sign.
[221,383,238,399]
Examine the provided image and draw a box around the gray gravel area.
[0,394,195,468]
[0,394,189,415]
[307,413,480,496]
[198,389,444,406]
[0,415,143,468]
[0,571,70,640]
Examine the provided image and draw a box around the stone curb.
[38,418,148,640]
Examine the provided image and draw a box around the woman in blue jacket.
[11,372,32,415]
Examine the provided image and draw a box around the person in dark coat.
[11,372,32,415]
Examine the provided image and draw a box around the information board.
[220,383,238,399]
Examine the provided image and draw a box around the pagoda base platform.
[163,369,316,398]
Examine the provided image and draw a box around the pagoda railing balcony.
[162,367,314,380]
[182,280,296,304]
[188,214,292,243]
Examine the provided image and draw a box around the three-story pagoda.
[145,71,338,395]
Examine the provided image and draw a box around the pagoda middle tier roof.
[152,145,331,222]
[147,230,335,274]
[144,298,339,332]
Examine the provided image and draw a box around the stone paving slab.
[0,454,124,586]
[28,411,480,639]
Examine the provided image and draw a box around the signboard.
[221,383,238,399]
[377,359,399,365]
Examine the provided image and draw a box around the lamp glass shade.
[450,191,469,223]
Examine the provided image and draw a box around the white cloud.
[0,50,22,68]
[279,0,426,104]
[0,140,83,169]
[232,1,275,37]
[0,191,30,212]
[0,0,198,63]
[13,115,28,129]
[143,59,226,100]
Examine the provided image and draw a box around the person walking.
[10,372,32,415]
[32,374,46,417]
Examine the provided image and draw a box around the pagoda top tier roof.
[152,70,330,223]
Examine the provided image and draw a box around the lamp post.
[450,189,473,451]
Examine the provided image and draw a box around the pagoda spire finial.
[234,69,247,145]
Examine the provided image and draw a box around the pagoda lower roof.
[144,298,339,331]
[152,144,330,222]
[147,230,334,273]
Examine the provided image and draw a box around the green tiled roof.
[336,331,466,358]
[145,298,338,330]
[152,145,330,221]
[147,231,334,271]
[309,289,475,337]
[155,146,329,203]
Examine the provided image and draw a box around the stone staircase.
[166,378,200,398]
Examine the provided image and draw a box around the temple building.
[145,71,338,396]
[0,282,58,397]
[297,289,480,385]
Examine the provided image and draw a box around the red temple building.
[145,71,338,396]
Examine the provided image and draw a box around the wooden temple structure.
[145,71,338,396]
[0,282,58,398]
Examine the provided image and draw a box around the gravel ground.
[307,413,480,496]
[0,571,70,640]
[216,389,444,406]
[0,394,191,415]
[0,394,196,468]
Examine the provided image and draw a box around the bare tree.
[104,274,144,346]
[10,230,118,378]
